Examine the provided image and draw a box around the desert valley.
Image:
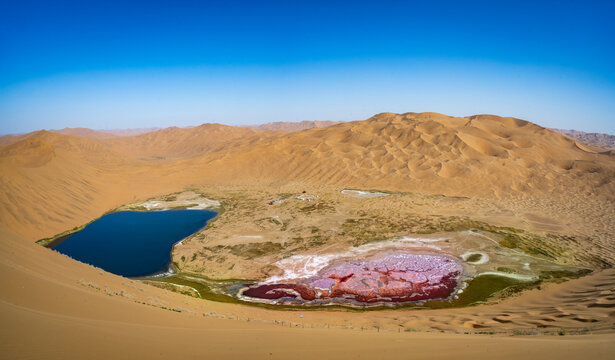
[1,112,614,358]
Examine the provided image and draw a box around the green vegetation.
[201,242,285,260]
[466,253,483,263]
[512,329,540,336]
[342,214,494,246]
[496,267,516,274]
[538,268,592,282]
[229,242,284,259]
[132,206,150,211]
[144,275,241,303]
[254,216,285,230]
[161,194,177,201]
[299,202,336,213]
[448,275,529,306]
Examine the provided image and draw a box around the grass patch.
[466,253,483,263]
[539,268,592,281]
[299,202,336,213]
[225,242,284,260]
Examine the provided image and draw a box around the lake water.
[51,209,217,277]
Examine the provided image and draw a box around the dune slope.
[195,112,615,199]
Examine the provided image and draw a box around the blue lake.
[51,209,217,277]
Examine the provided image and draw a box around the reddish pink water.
[242,253,462,304]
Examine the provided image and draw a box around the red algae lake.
[242,253,462,304]
[49,210,217,278]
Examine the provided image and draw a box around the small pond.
[51,209,217,277]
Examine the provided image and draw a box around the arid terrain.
[555,129,615,151]
[1,112,614,359]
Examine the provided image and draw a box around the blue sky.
[1,0,614,134]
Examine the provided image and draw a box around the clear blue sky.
[1,0,614,134]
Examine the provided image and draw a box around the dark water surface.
[51,210,217,277]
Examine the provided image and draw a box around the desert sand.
[1,112,614,359]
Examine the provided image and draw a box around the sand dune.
[190,112,615,199]
[1,112,614,358]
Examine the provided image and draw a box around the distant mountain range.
[555,129,615,150]
[248,120,343,131]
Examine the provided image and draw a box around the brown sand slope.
[195,112,615,199]
[1,112,614,358]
